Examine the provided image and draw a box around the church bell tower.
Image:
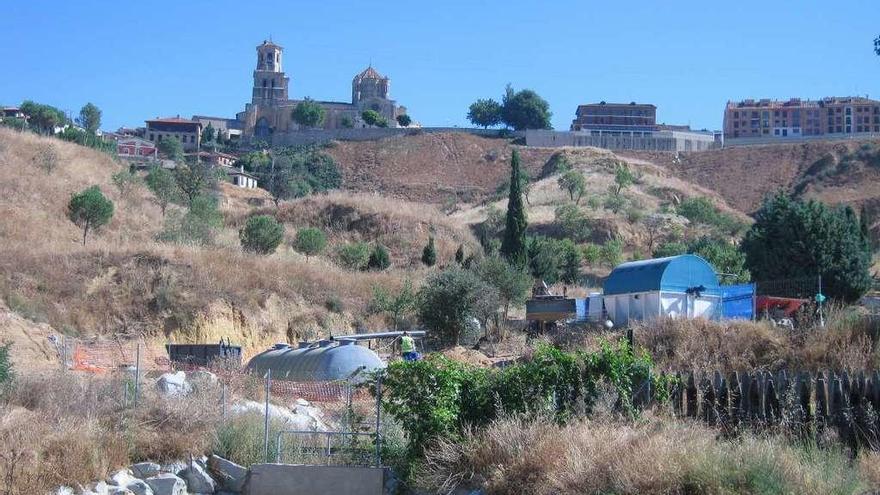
[252,40,289,105]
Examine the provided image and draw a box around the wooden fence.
[649,370,880,451]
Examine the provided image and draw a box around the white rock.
[55,487,75,495]
[187,370,217,385]
[207,455,247,492]
[159,461,187,476]
[156,372,192,397]
[108,470,136,487]
[80,481,109,495]
[230,400,328,431]
[130,462,161,479]
[179,462,215,494]
[145,473,187,495]
[123,479,153,495]
[107,488,134,495]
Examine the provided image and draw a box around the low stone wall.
[243,464,385,495]
[268,127,521,146]
[525,130,718,152]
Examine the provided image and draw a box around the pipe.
[333,331,426,341]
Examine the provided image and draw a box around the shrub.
[527,236,560,283]
[67,185,114,246]
[158,194,222,245]
[476,256,532,319]
[111,169,142,196]
[600,238,623,268]
[33,142,58,174]
[421,236,437,266]
[368,244,391,270]
[293,227,327,259]
[239,215,285,255]
[417,268,499,346]
[337,242,371,270]
[145,166,181,215]
[396,114,412,127]
[677,196,747,235]
[603,193,628,214]
[559,239,581,284]
[370,280,419,330]
[557,169,586,204]
[581,243,602,265]
[554,203,592,242]
[291,98,326,128]
[324,296,344,313]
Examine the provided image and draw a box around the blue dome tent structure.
[602,254,722,326]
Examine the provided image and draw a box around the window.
[149,133,154,141]
[875,126,879,132]
[837,126,843,133]
[734,122,739,128]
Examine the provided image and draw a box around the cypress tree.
[421,236,437,266]
[500,150,528,266]
[859,205,872,251]
[455,244,465,264]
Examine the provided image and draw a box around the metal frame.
[275,430,380,466]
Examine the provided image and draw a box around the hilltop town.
[2,30,880,495]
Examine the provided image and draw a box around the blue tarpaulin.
[721,284,755,320]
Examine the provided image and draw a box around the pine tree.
[455,244,465,264]
[860,205,872,251]
[421,236,437,266]
[500,150,528,266]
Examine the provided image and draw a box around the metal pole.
[374,374,382,467]
[133,343,141,407]
[264,369,271,463]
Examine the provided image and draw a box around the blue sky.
[2,0,878,131]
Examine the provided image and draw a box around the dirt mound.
[442,346,493,367]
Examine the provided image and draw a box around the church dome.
[353,66,385,82]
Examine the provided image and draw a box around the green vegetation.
[157,136,184,162]
[475,255,532,319]
[612,162,635,196]
[67,186,114,246]
[173,162,215,204]
[291,98,326,128]
[369,280,418,330]
[554,203,591,242]
[742,193,872,301]
[368,244,391,270]
[202,123,216,143]
[417,267,498,345]
[158,195,223,246]
[239,215,285,255]
[0,344,12,390]
[557,168,587,204]
[32,142,58,174]
[467,98,502,128]
[77,102,101,134]
[111,169,141,196]
[144,166,180,215]
[500,150,528,266]
[340,115,354,128]
[525,236,581,284]
[245,147,341,205]
[361,109,387,127]
[337,241,371,270]
[293,227,327,259]
[677,196,747,235]
[454,244,465,264]
[395,114,412,127]
[421,236,437,266]
[379,340,663,458]
[20,100,67,135]
[500,84,552,130]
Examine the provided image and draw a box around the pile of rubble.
[55,455,246,495]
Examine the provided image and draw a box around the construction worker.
[400,331,418,362]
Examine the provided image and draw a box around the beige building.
[723,96,880,141]
[236,40,407,143]
[145,117,202,151]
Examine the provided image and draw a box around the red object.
[755,296,807,317]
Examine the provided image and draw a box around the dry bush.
[421,414,875,495]
[635,311,880,373]
[0,372,223,494]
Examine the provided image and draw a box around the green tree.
[455,244,465,264]
[291,98,326,128]
[20,100,67,134]
[467,98,502,128]
[158,195,222,245]
[500,85,552,131]
[340,115,354,128]
[293,227,327,259]
[68,186,114,245]
[421,236,437,266]
[526,236,560,283]
[111,169,142,196]
[559,239,581,284]
[741,193,872,302]
[860,205,874,252]
[0,343,12,388]
[557,169,587,204]
[77,102,101,134]
[688,236,750,284]
[875,35,880,56]
[613,162,635,196]
[500,150,528,266]
[361,110,384,127]
[476,256,532,320]
[145,166,180,215]
[370,280,418,330]
[337,242,372,270]
[396,114,412,127]
[174,162,214,204]
[554,203,592,242]
[203,123,216,142]
[33,142,58,174]
[239,215,285,255]
[653,241,688,258]
[417,268,499,346]
[158,136,184,162]
[600,238,624,268]
[368,244,391,270]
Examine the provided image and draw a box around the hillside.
[0,129,476,364]
[620,137,880,213]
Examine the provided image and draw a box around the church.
[236,40,407,142]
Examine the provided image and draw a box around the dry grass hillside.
[326,132,556,204]
[0,129,475,364]
[621,137,880,213]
